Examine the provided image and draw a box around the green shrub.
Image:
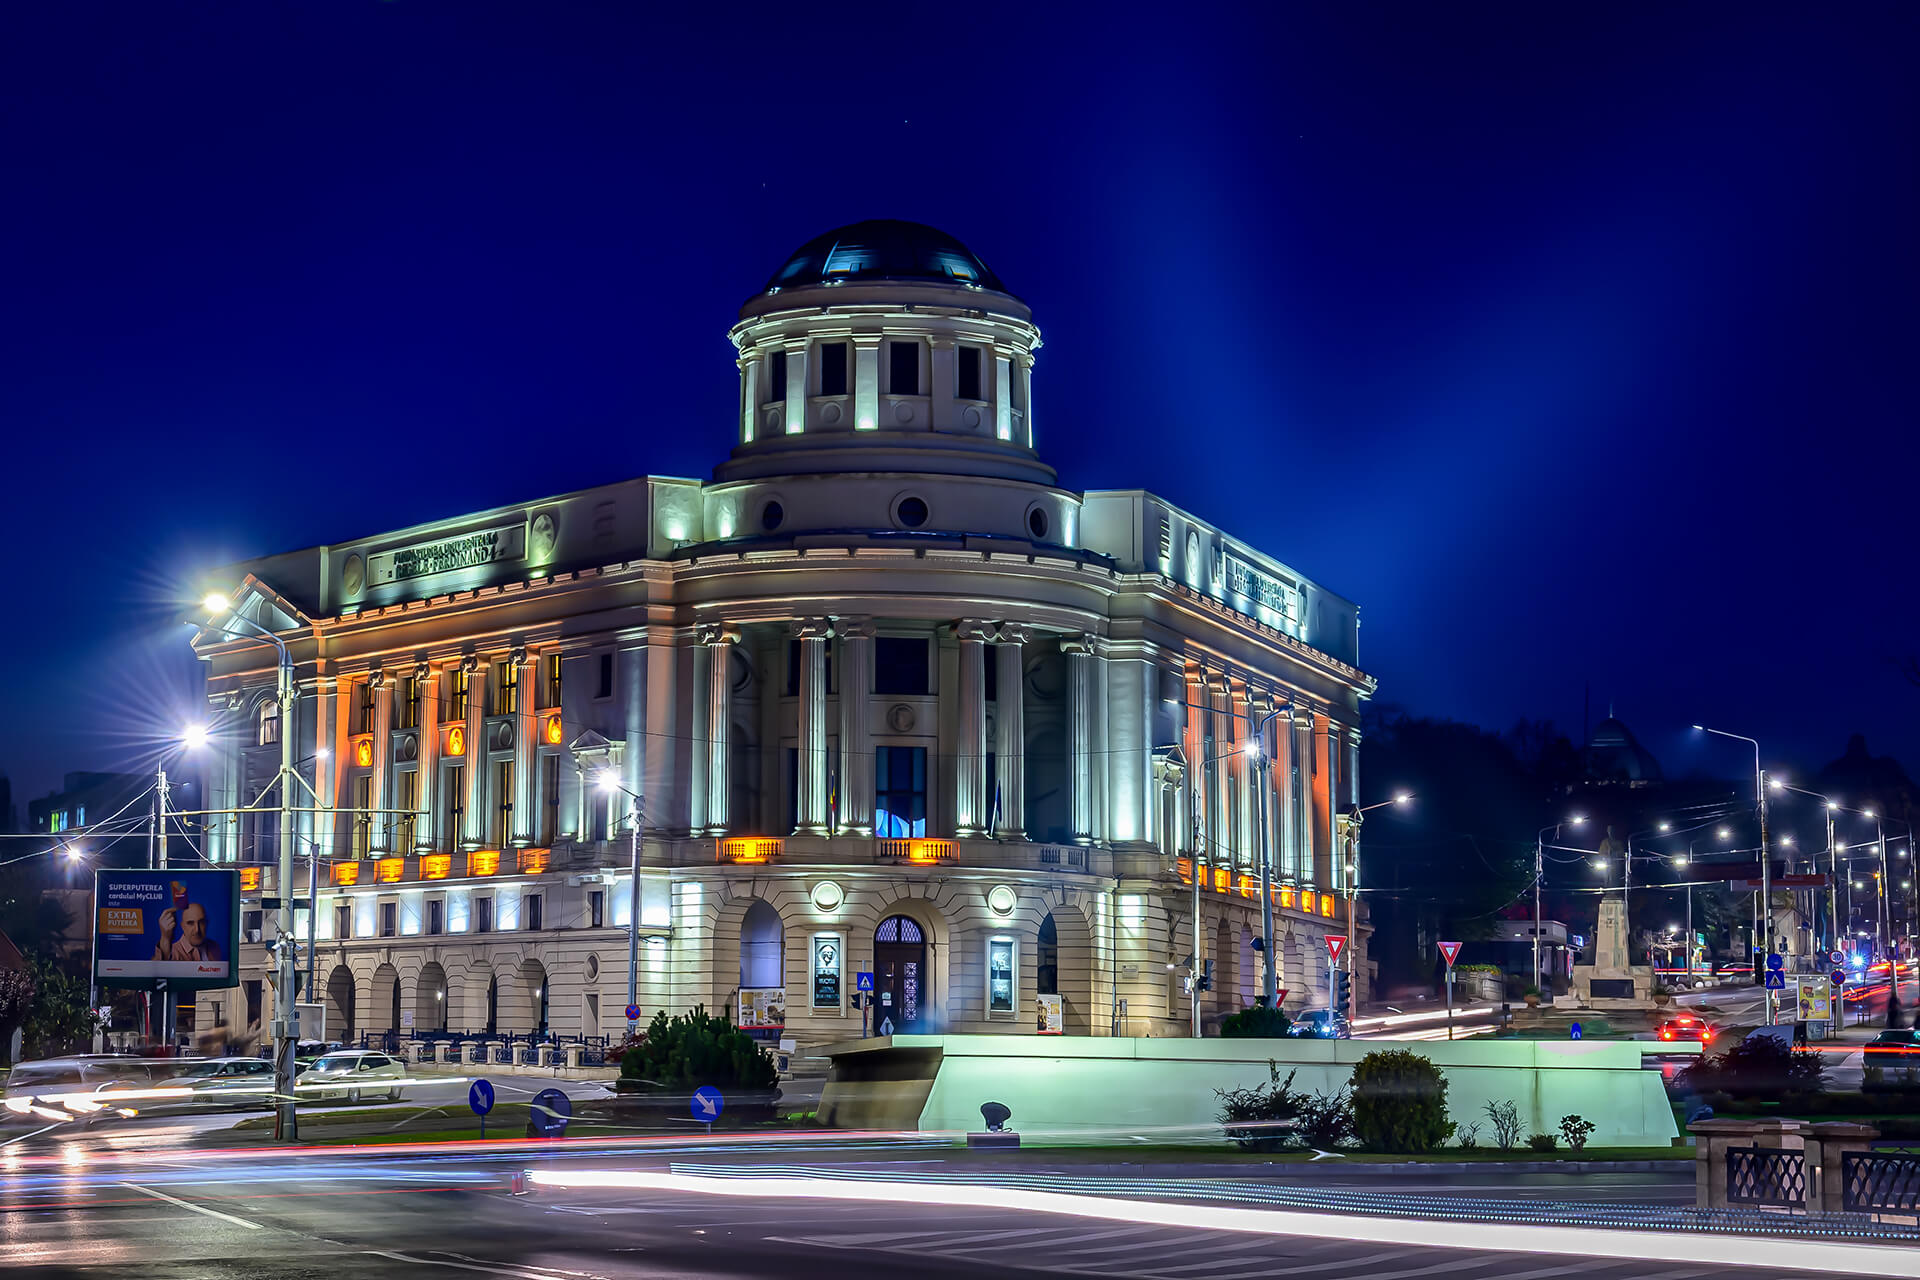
[1296,1086,1355,1150]
[1527,1132,1559,1152]
[1455,1121,1481,1150]
[1220,1003,1292,1038]
[1558,1114,1594,1152]
[1215,1062,1303,1151]
[1350,1048,1455,1153]
[1674,1033,1826,1101]
[1484,1098,1522,1150]
[617,1005,779,1097]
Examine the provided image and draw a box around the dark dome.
[765,220,1007,293]
[1586,717,1663,785]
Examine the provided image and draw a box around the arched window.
[257,700,281,747]
[740,900,784,990]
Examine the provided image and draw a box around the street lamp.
[1536,816,1585,994]
[595,770,647,1033]
[1695,725,1773,1017]
[1340,792,1412,1011]
[200,591,300,1141]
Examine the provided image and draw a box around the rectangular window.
[873,637,929,696]
[447,668,469,721]
[243,909,262,940]
[395,770,418,852]
[541,755,561,845]
[987,937,1016,1013]
[427,899,444,936]
[379,902,397,938]
[875,746,928,838]
[589,890,604,929]
[767,350,787,402]
[350,775,373,858]
[542,653,562,708]
[818,341,847,397]
[596,653,614,700]
[957,346,983,400]
[889,341,918,396]
[491,761,515,847]
[398,676,420,730]
[443,765,466,852]
[355,682,375,734]
[783,747,799,835]
[476,897,494,934]
[335,904,352,939]
[525,894,543,931]
[492,661,518,715]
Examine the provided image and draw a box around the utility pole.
[1190,771,1202,1037]
[1533,833,1544,993]
[1255,732,1276,1008]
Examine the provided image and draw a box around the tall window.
[442,765,465,852]
[354,682,375,734]
[596,653,614,699]
[818,341,847,396]
[491,661,518,715]
[889,340,919,395]
[350,775,373,858]
[491,761,515,847]
[379,902,397,938]
[395,770,418,851]
[874,637,930,696]
[957,346,983,400]
[335,904,352,939]
[589,890,604,929]
[525,894,543,931]
[447,669,469,721]
[475,897,493,934]
[767,350,787,403]
[257,700,280,747]
[542,653,562,708]
[541,755,560,844]
[875,746,928,838]
[427,899,444,935]
[397,675,420,730]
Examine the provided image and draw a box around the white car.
[155,1057,278,1109]
[299,1050,406,1103]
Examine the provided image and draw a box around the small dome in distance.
[765,219,1008,294]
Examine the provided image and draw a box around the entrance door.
[874,915,929,1034]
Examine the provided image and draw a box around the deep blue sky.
[3,3,1916,804]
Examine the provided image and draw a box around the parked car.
[1654,1014,1716,1044]
[155,1057,277,1109]
[1284,1009,1352,1040]
[298,1050,406,1103]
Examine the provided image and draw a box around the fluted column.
[369,673,394,853]
[462,658,486,849]
[953,620,992,837]
[700,624,737,836]
[1235,681,1258,871]
[1208,671,1234,869]
[1292,707,1315,889]
[737,353,759,444]
[511,647,537,847]
[837,618,875,836]
[852,336,882,433]
[793,619,832,835]
[993,624,1027,839]
[1183,666,1206,865]
[415,666,439,852]
[1062,635,1096,844]
[783,341,808,436]
[1273,702,1296,885]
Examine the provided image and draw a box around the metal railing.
[1843,1151,1920,1215]
[1726,1146,1808,1209]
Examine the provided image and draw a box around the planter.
[1524,994,1541,1008]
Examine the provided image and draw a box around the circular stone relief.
[893,402,914,425]
[887,703,917,733]
[585,953,600,980]
[962,405,982,429]
[763,407,782,434]
[821,402,842,425]
[987,885,1019,917]
[341,554,365,598]
[530,512,558,560]
[811,881,846,911]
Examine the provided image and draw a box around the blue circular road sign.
[625,1003,642,1022]
[1765,952,1785,971]
[528,1087,572,1138]
[1831,969,1849,986]
[468,1078,495,1116]
[691,1085,724,1122]
[1570,1022,1583,1040]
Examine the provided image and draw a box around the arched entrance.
[325,964,356,1040]
[485,974,499,1035]
[874,915,929,1034]
[1212,917,1237,1018]
[518,959,549,1036]
[1036,907,1094,1034]
[372,963,401,1035]
[739,900,783,989]
[415,962,447,1032]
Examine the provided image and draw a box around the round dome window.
[760,500,785,531]
[895,496,929,528]
[1027,507,1049,540]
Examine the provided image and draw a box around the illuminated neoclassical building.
[191,221,1376,1047]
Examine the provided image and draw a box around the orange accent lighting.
[544,713,563,745]
[331,862,360,886]
[1280,887,1296,910]
[1213,868,1230,893]
[1176,858,1193,885]
[353,737,374,768]
[239,867,261,893]
[469,849,500,876]
[377,857,404,884]
[1320,894,1336,917]
[420,854,451,881]
[1237,875,1258,900]
[446,725,466,757]
[517,847,550,875]
[908,838,956,864]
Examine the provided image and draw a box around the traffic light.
[1197,959,1215,993]
[1334,967,1352,1014]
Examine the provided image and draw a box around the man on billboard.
[153,900,223,962]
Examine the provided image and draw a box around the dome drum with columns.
[188,221,1375,1051]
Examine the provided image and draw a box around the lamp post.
[202,593,299,1141]
[1697,726,1771,1019]
[1342,793,1411,1007]
[596,772,646,1031]
[1536,817,1585,993]
[1772,781,1843,955]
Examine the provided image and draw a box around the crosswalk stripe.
[1144,1248,1413,1278]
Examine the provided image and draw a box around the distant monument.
[1568,896,1655,1008]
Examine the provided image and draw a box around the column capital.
[994,622,1032,645]
[510,644,531,668]
[697,621,741,647]
[458,654,480,675]
[953,619,996,643]
[1059,633,1101,658]
[850,334,886,350]
[790,617,834,641]
[368,668,388,690]
[835,616,876,640]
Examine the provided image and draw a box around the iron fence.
[1843,1151,1920,1215]
[1726,1146,1807,1209]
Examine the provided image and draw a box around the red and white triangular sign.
[1326,936,1346,963]
[1438,941,1462,968]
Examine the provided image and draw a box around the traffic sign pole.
[1438,942,1462,1041]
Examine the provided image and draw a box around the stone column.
[993,624,1027,839]
[737,353,760,444]
[784,341,808,436]
[369,673,394,853]
[1209,672,1234,869]
[700,624,737,836]
[953,620,993,837]
[993,350,1014,442]
[852,336,882,433]
[1273,701,1296,884]
[793,619,832,835]
[1313,714,1335,891]
[511,647,537,847]
[1090,644,1109,843]
[324,675,350,859]
[1292,707,1315,889]
[1183,666,1206,867]
[1232,679,1256,870]
[415,665,439,852]
[463,658,486,849]
[837,618,875,836]
[1016,351,1035,449]
[1062,635,1096,844]
[929,337,957,432]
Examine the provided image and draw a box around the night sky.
[4,4,1916,805]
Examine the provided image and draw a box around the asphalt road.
[0,1142,1899,1280]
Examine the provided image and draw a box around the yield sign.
[1438,941,1462,968]
[1325,936,1346,964]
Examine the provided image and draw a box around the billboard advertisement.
[94,869,240,990]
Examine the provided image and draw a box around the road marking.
[363,1250,576,1280]
[121,1182,262,1230]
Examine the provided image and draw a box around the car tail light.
[1661,1030,1673,1040]
[1702,1030,1714,1041]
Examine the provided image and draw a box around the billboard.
[94,868,240,991]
